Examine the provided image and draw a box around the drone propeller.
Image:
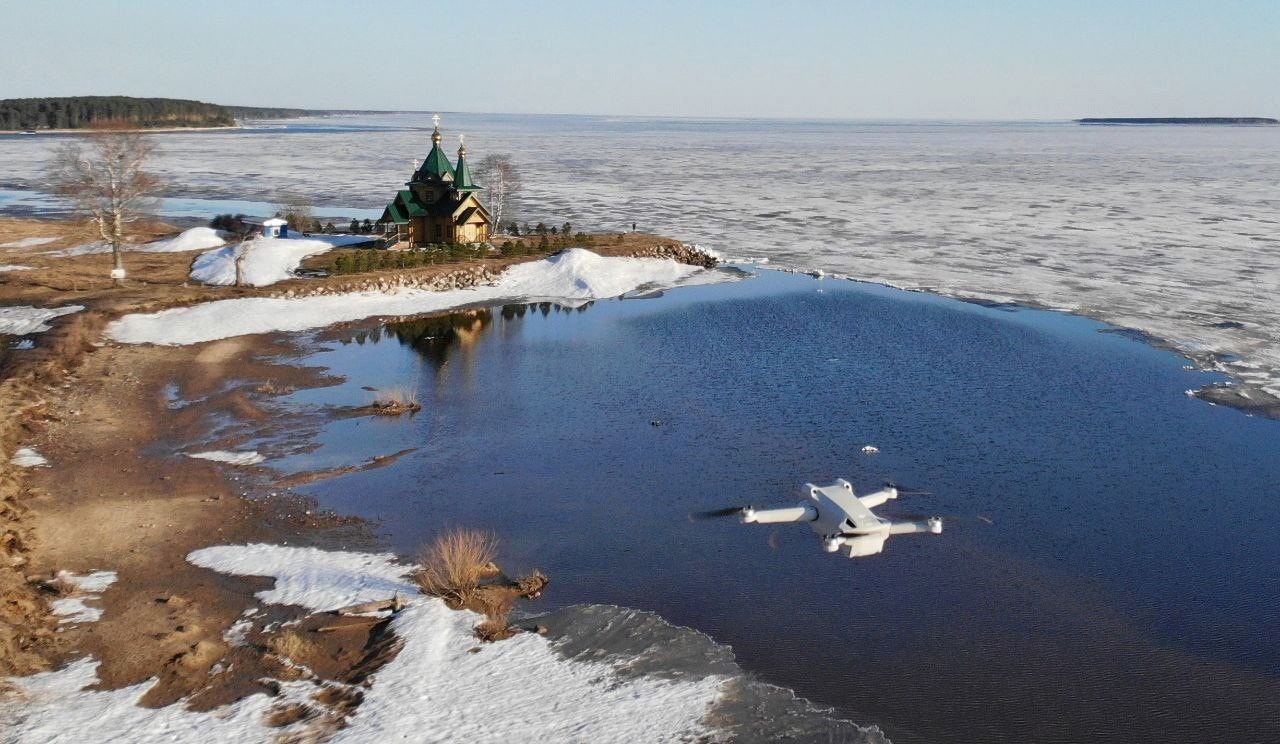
[691,506,749,520]
[884,481,933,496]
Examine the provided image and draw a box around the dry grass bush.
[473,592,517,642]
[267,630,315,664]
[370,385,421,415]
[413,529,499,606]
[516,570,549,598]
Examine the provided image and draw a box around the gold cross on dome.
[432,114,441,128]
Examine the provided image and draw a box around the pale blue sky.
[3,0,1277,119]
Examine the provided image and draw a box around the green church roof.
[414,142,454,182]
[453,147,481,191]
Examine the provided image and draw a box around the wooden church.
[379,115,493,247]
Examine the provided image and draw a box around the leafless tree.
[273,193,315,234]
[474,154,520,234]
[46,125,161,286]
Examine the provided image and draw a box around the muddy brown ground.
[0,217,708,723]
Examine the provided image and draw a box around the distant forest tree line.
[0,96,347,131]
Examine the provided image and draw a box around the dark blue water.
[273,271,1280,744]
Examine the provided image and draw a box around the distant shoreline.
[1,125,241,135]
[1078,117,1278,126]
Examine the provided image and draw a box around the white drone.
[723,479,943,558]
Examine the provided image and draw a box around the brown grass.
[516,570,549,598]
[473,592,517,643]
[413,529,499,606]
[370,385,421,415]
[267,630,315,665]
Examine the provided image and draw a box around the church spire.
[454,134,480,191]
[413,113,455,183]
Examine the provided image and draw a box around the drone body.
[741,479,942,557]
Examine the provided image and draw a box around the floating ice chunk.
[0,304,83,335]
[190,237,333,287]
[139,227,227,253]
[11,446,48,467]
[861,445,880,454]
[186,450,265,466]
[0,236,58,248]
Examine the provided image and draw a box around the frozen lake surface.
[2,115,1278,409]
[258,271,1280,744]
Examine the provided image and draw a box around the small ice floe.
[49,570,117,624]
[187,450,266,466]
[0,304,84,335]
[0,236,58,249]
[861,445,880,454]
[808,269,826,279]
[11,446,48,467]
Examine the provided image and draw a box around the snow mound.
[139,227,227,253]
[499,248,705,301]
[48,570,117,624]
[186,450,265,466]
[10,447,48,467]
[0,236,57,248]
[0,305,83,335]
[190,237,332,287]
[108,250,729,346]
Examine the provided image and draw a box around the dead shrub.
[473,592,517,642]
[413,529,499,606]
[370,385,421,415]
[516,570,549,598]
[267,630,314,664]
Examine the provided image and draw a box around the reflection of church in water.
[378,303,596,369]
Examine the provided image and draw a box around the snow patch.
[186,450,266,466]
[10,447,47,467]
[0,264,35,271]
[139,227,227,253]
[0,236,57,248]
[2,544,726,742]
[189,236,332,287]
[45,241,111,257]
[109,249,730,346]
[0,304,83,335]
[48,570,116,624]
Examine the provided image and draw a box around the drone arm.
[741,504,818,524]
[857,487,899,509]
[886,518,944,535]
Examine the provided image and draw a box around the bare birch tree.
[474,154,520,234]
[46,125,161,286]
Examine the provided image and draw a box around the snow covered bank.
[189,236,332,287]
[0,304,83,335]
[139,227,226,253]
[186,450,266,466]
[0,544,729,742]
[109,249,729,345]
